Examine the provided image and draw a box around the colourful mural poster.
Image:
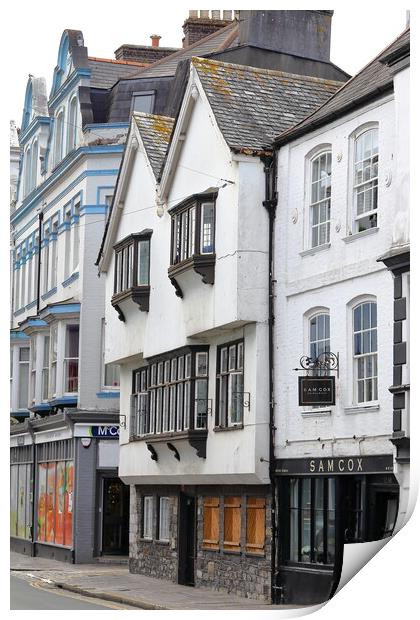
[37,463,47,542]
[46,463,56,543]
[10,466,18,536]
[25,463,32,539]
[64,461,74,547]
[55,461,65,545]
[17,465,27,538]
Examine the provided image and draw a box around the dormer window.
[111,230,152,319]
[131,91,155,114]
[54,110,64,166]
[168,189,217,297]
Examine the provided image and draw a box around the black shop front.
[274,454,399,605]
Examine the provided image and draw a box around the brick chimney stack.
[182,9,234,48]
[150,34,161,48]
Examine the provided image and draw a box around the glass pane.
[301,479,311,562]
[230,373,243,424]
[138,240,150,285]
[195,379,208,429]
[65,325,79,358]
[220,348,228,373]
[132,94,153,114]
[196,352,208,376]
[201,203,215,254]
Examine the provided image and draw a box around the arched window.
[309,313,330,359]
[54,110,64,166]
[353,300,377,403]
[67,97,78,152]
[24,146,32,196]
[353,127,378,232]
[310,151,331,247]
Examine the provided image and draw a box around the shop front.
[274,454,399,605]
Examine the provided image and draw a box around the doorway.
[178,493,196,586]
[102,478,129,555]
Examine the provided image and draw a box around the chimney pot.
[200,10,209,18]
[189,10,198,17]
[222,10,232,20]
[150,34,161,48]
[211,10,220,19]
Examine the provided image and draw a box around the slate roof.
[133,112,174,178]
[88,57,148,89]
[192,57,343,152]
[275,27,410,146]
[127,22,239,79]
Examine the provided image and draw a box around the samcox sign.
[89,425,120,438]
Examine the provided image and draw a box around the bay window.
[42,335,50,401]
[49,324,57,397]
[216,340,244,428]
[18,347,30,410]
[131,347,209,437]
[170,196,216,265]
[353,127,378,232]
[310,151,331,247]
[353,301,377,403]
[30,337,37,405]
[112,231,151,317]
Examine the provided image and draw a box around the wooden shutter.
[203,496,219,549]
[246,497,266,554]
[223,496,241,551]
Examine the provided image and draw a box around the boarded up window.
[246,497,266,555]
[224,496,241,551]
[203,496,219,550]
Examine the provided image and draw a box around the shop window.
[216,340,244,428]
[289,477,335,565]
[223,496,241,552]
[202,496,219,550]
[158,497,170,541]
[246,497,266,555]
[142,496,153,539]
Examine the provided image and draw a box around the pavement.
[10,551,300,610]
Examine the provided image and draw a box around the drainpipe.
[261,153,278,603]
[36,207,44,315]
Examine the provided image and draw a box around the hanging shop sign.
[298,376,335,406]
[275,454,394,475]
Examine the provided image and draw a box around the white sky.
[5,1,409,125]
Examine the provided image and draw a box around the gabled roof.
[192,57,342,153]
[275,27,410,146]
[88,57,149,89]
[126,21,239,80]
[133,112,174,178]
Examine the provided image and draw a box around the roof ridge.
[124,21,238,79]
[132,111,174,122]
[275,26,410,142]
[191,56,344,86]
[88,56,149,67]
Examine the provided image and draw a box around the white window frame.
[142,496,154,539]
[30,337,37,405]
[63,323,79,394]
[309,312,330,360]
[158,497,170,542]
[352,300,378,404]
[100,318,120,390]
[63,204,72,279]
[54,109,65,167]
[18,346,30,410]
[309,151,332,248]
[350,124,379,234]
[67,94,78,153]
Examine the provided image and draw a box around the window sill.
[139,537,153,543]
[96,391,120,399]
[344,403,380,414]
[155,539,170,546]
[245,551,266,558]
[301,408,332,417]
[299,243,331,257]
[222,548,242,555]
[111,285,150,321]
[342,227,379,243]
[168,254,216,298]
[213,424,244,432]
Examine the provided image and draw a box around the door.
[178,493,196,586]
[102,478,129,555]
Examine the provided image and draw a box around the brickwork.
[182,17,232,47]
[114,45,179,64]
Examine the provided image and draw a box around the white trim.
[299,243,331,257]
[342,227,379,243]
[344,403,380,415]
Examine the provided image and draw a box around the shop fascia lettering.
[309,457,363,473]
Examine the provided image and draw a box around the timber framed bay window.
[112,230,151,318]
[216,340,245,428]
[131,346,209,438]
[352,126,379,233]
[289,477,335,565]
[310,151,331,248]
[64,324,79,393]
[168,189,217,295]
[353,300,378,403]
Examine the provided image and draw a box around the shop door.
[367,486,399,540]
[102,478,129,555]
[178,493,196,586]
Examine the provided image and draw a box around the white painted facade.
[10,32,127,417]
[274,89,407,493]
[100,64,271,485]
